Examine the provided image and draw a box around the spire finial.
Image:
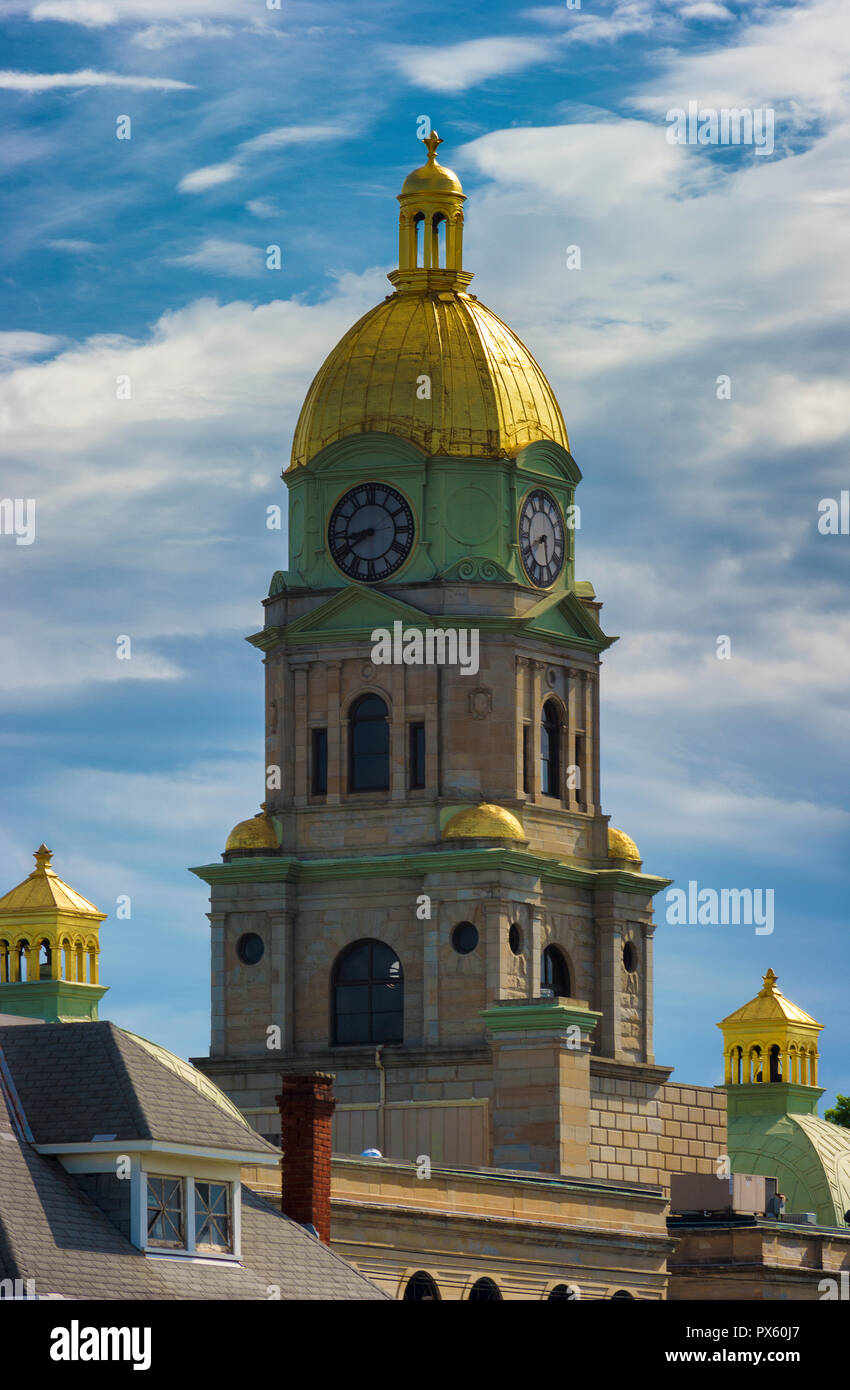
[423,130,443,162]
[33,844,52,873]
[761,967,778,994]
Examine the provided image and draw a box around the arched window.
[332,939,403,1046]
[733,1045,743,1084]
[611,1289,635,1300]
[468,1277,502,1301]
[349,694,390,792]
[547,1283,578,1301]
[769,1044,782,1082]
[0,940,10,983]
[17,941,30,982]
[431,213,446,267]
[414,213,424,267]
[403,1271,440,1301]
[541,945,570,998]
[541,700,561,797]
[38,941,52,981]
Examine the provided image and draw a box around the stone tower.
[192,135,672,1174]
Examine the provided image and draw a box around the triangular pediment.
[520,590,616,650]
[282,585,432,639]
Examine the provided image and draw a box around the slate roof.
[0,1022,387,1300]
[0,1021,275,1154]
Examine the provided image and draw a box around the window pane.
[372,981,402,1012]
[195,1181,231,1251]
[335,1012,372,1044]
[372,1011,403,1043]
[335,983,370,1014]
[147,1175,184,1246]
[337,943,370,980]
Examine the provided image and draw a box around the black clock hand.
[338,526,374,559]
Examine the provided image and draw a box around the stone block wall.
[589,1068,727,1191]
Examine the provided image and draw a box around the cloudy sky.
[1,0,848,1103]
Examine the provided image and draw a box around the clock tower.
[191,135,672,1176]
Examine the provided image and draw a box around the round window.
[451,922,479,955]
[237,932,265,965]
[508,922,523,955]
[622,941,637,973]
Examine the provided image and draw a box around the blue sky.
[1,0,848,1105]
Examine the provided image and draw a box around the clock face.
[328,483,414,582]
[519,489,566,587]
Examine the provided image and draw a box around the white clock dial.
[519,489,565,587]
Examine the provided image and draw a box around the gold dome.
[607,826,641,863]
[225,807,278,852]
[443,803,525,840]
[401,128,464,196]
[288,132,569,470]
[290,293,569,468]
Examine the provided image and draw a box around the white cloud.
[385,37,550,93]
[132,20,234,49]
[28,0,248,22]
[178,162,242,193]
[178,125,345,195]
[0,68,193,91]
[0,330,63,365]
[679,2,732,17]
[0,274,386,699]
[47,237,96,252]
[634,0,850,122]
[169,238,267,277]
[246,198,280,218]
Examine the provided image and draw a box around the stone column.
[325,661,342,803]
[588,669,600,815]
[209,910,227,1056]
[269,909,295,1051]
[482,998,600,1176]
[390,661,406,799]
[422,899,440,1045]
[529,909,543,1001]
[515,657,528,797]
[292,662,310,805]
[530,661,544,800]
[566,667,579,811]
[641,921,656,1065]
[425,663,439,794]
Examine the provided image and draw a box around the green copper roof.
[728,1111,850,1227]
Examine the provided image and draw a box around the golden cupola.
[718,969,822,1089]
[289,131,569,469]
[0,844,108,1023]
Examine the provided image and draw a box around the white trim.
[35,1138,276,1165]
[141,1171,240,1260]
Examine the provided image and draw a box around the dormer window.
[147,1176,184,1248]
[195,1182,231,1252]
[144,1174,236,1258]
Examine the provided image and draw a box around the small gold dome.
[225,807,278,852]
[401,158,463,196]
[401,128,464,196]
[607,826,641,863]
[443,804,525,841]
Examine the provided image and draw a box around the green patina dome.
[728,1111,850,1226]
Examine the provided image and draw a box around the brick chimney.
[276,1072,336,1243]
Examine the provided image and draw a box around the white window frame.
[136,1170,241,1261]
